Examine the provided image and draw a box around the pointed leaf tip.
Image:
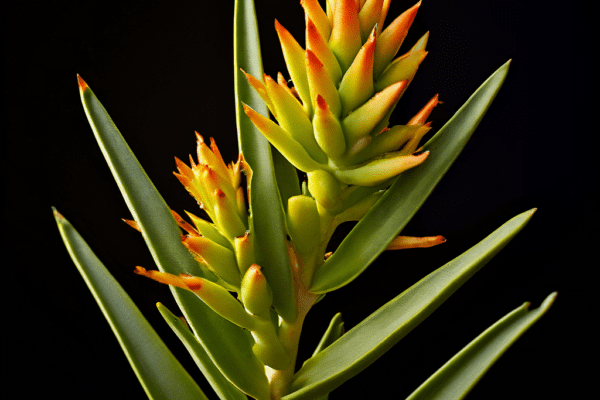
[77,74,88,92]
[51,206,64,220]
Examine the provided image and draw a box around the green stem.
[267,250,318,399]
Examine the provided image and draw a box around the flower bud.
[307,170,342,210]
[287,195,321,261]
[241,265,273,316]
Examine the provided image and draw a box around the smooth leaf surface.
[157,303,248,400]
[310,61,511,293]
[284,209,535,400]
[78,80,269,399]
[54,209,208,400]
[272,148,301,214]
[406,292,556,400]
[234,0,297,322]
[311,313,344,357]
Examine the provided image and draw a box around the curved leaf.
[311,313,344,357]
[78,78,269,400]
[284,209,535,400]
[157,303,248,400]
[234,0,297,322]
[405,292,556,400]
[310,61,511,293]
[53,209,208,400]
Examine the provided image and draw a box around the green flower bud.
[287,195,321,261]
[241,264,273,316]
[308,169,342,210]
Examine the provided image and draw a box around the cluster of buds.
[128,133,291,369]
[171,132,257,291]
[243,0,437,215]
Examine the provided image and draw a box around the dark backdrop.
[3,0,593,399]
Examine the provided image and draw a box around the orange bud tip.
[51,206,64,220]
[194,131,205,144]
[122,218,141,232]
[134,266,147,275]
[77,74,88,92]
[324,251,333,260]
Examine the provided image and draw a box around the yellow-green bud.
[287,195,321,261]
[241,265,273,316]
[307,170,342,210]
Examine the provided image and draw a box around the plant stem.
[267,255,318,399]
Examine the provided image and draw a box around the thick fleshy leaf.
[77,78,268,398]
[406,292,556,400]
[234,0,297,322]
[157,303,248,400]
[284,209,536,400]
[53,209,208,400]
[310,61,511,293]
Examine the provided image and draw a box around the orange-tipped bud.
[374,1,421,78]
[171,210,199,237]
[274,19,312,115]
[242,69,277,118]
[183,235,241,288]
[377,0,392,36]
[358,0,383,41]
[122,218,141,232]
[264,75,327,164]
[234,232,256,275]
[243,103,322,172]
[302,0,331,40]
[306,49,341,118]
[338,27,377,116]
[342,80,407,142]
[134,266,197,291]
[241,265,273,316]
[408,94,440,125]
[213,189,247,241]
[329,0,362,72]
[185,211,231,249]
[375,49,427,92]
[306,17,342,85]
[136,267,255,330]
[347,124,422,164]
[313,95,346,159]
[335,150,429,186]
[386,235,446,250]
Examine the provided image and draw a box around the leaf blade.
[157,303,248,400]
[284,209,535,400]
[78,79,270,400]
[54,209,208,400]
[405,292,556,400]
[234,0,297,321]
[310,61,511,293]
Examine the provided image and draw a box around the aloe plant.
[53,1,556,399]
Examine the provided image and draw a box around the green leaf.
[309,61,511,293]
[53,209,208,400]
[157,303,248,400]
[234,0,297,322]
[272,148,301,214]
[284,209,535,400]
[77,78,269,400]
[311,313,344,357]
[406,292,557,400]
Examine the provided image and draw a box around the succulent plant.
[53,1,556,399]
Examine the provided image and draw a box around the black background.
[3,0,594,399]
